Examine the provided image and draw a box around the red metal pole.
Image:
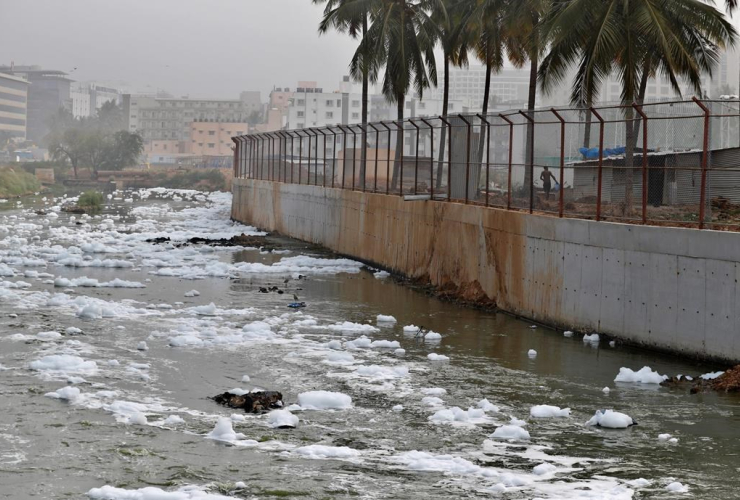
[358,125,368,192]
[330,128,337,189]
[317,129,328,187]
[381,122,392,195]
[289,132,295,183]
[369,123,380,193]
[632,103,649,224]
[232,138,238,179]
[409,119,421,195]
[458,115,472,204]
[551,109,566,217]
[420,118,434,199]
[280,132,288,182]
[693,97,711,229]
[257,136,262,179]
[478,113,491,207]
[351,126,357,191]
[439,116,452,201]
[270,134,275,181]
[307,131,312,185]
[298,132,303,185]
[499,114,514,210]
[590,107,605,221]
[518,110,535,213]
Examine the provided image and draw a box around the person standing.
[540,166,558,200]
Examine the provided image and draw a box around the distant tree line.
[46,101,144,178]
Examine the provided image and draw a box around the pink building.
[188,121,249,156]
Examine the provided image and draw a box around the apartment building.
[0,72,29,139]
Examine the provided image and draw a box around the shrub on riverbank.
[0,167,40,198]
[77,190,104,211]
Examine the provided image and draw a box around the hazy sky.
[0,0,360,99]
[1,1,739,101]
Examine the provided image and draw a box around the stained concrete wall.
[232,178,740,362]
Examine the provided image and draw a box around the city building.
[123,93,257,163]
[0,65,72,142]
[70,85,91,119]
[188,121,248,156]
[239,90,263,117]
[428,66,532,112]
[70,83,122,119]
[268,87,294,114]
[286,81,367,129]
[0,72,29,139]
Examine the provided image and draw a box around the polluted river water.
[0,189,738,499]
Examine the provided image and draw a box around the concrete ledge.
[232,178,740,363]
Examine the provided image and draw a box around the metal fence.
[232,98,740,231]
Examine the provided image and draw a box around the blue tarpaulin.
[579,147,627,159]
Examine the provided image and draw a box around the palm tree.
[462,0,508,166]
[539,0,736,214]
[315,0,376,187]
[353,0,443,191]
[503,0,550,203]
[431,0,470,191]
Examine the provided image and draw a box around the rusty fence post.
[380,122,392,195]
[280,131,290,183]
[351,125,358,191]
[388,120,404,196]
[270,133,275,181]
[312,128,319,185]
[317,128,327,187]
[368,123,381,193]
[288,132,295,183]
[265,134,271,181]
[298,131,304,185]
[358,124,368,192]
[337,125,348,189]
[306,130,313,185]
[693,97,711,229]
[590,107,605,221]
[550,109,566,217]
[409,119,421,195]
[458,115,472,204]
[438,116,452,201]
[477,114,491,207]
[632,103,649,224]
[253,136,258,179]
[258,135,263,179]
[499,113,514,210]
[329,127,337,189]
[232,138,238,179]
[419,118,435,199]
[518,110,535,213]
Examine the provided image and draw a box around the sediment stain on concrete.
[233,179,740,362]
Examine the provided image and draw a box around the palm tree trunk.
[435,54,450,190]
[391,94,405,191]
[474,60,493,201]
[477,60,492,164]
[524,53,538,207]
[359,15,368,189]
[624,106,635,216]
[624,63,650,216]
[583,103,592,151]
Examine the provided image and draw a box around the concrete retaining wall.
[232,178,740,362]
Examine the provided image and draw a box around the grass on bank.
[0,167,40,198]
